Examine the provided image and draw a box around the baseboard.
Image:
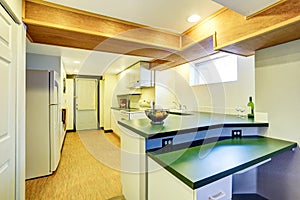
[104,129,113,133]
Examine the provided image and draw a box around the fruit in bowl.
[145,109,169,125]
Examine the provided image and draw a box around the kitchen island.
[118,112,297,200]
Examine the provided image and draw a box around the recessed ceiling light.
[187,14,201,23]
[73,60,80,64]
[73,69,79,73]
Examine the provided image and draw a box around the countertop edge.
[118,120,269,139]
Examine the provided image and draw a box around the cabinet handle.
[208,191,226,200]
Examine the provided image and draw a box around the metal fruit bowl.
[145,109,169,125]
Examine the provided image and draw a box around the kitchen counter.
[147,136,297,189]
[118,112,268,139]
[111,106,149,113]
[111,106,140,112]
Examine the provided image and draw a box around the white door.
[0,5,17,199]
[75,78,98,130]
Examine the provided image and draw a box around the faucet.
[172,101,182,110]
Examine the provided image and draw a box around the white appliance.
[26,70,61,179]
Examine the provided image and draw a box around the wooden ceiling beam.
[23,0,181,50]
[182,0,300,56]
[23,0,300,71]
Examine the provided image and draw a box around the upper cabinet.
[128,61,155,88]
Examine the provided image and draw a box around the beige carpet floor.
[78,130,121,171]
[26,131,124,200]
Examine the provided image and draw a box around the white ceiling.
[45,0,223,33]
[27,0,224,75]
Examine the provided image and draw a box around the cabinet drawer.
[196,175,232,200]
[129,112,146,119]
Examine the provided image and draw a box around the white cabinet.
[196,176,232,200]
[148,157,232,200]
[111,109,122,136]
[111,109,146,136]
[120,126,146,200]
[128,61,154,88]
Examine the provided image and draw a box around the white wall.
[255,39,300,199]
[155,55,255,113]
[26,53,61,73]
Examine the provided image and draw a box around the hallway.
[25,131,123,200]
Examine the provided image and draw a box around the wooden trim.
[245,0,287,19]
[26,32,33,42]
[22,0,26,19]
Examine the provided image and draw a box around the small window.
[190,54,237,86]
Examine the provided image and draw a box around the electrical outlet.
[162,138,173,147]
[232,129,242,138]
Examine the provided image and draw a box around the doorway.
[75,78,99,131]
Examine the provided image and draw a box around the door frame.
[67,75,102,131]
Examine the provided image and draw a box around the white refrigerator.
[26,70,61,179]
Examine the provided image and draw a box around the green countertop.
[147,136,297,189]
[118,112,268,138]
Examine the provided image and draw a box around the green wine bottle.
[247,96,254,118]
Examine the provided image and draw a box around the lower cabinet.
[148,157,232,200]
[120,127,146,200]
[111,109,121,136]
[111,109,147,137]
[196,176,232,200]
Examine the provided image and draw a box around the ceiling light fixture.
[73,69,79,73]
[73,60,80,64]
[187,14,201,23]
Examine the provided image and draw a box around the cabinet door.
[128,63,139,87]
[140,67,154,87]
[148,157,194,200]
[111,110,121,136]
